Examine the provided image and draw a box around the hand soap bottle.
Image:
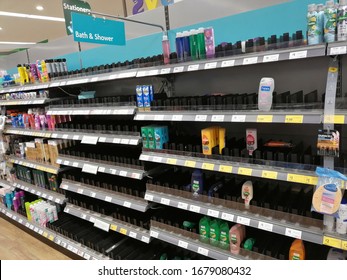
[289,239,305,260]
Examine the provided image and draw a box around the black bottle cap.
[283,33,290,42]
[259,37,265,46]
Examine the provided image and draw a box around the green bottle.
[189,29,199,60]
[197,28,206,60]
[243,238,256,251]
[209,219,221,247]
[199,216,210,243]
[219,221,230,250]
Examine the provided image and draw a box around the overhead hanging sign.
[71,12,126,46]
[62,0,91,35]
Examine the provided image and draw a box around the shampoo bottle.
[258,77,275,111]
[182,31,191,61]
[175,32,184,63]
[189,30,198,60]
[197,28,206,59]
[199,216,210,243]
[324,0,337,43]
[337,0,347,41]
[209,219,221,247]
[219,221,230,250]
[241,181,253,209]
[307,4,319,45]
[191,169,204,196]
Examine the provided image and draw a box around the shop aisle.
[0,217,71,260]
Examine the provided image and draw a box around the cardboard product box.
[48,140,60,167]
[141,126,149,148]
[148,126,156,149]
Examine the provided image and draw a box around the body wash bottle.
[258,77,275,111]
[242,181,253,209]
[162,33,171,65]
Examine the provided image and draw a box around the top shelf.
[0,44,327,94]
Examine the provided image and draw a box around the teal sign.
[72,12,126,46]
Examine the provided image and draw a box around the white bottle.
[241,181,253,209]
[336,198,347,234]
[258,77,275,111]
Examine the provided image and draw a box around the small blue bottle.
[182,31,191,61]
[175,32,184,63]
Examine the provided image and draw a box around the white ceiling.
[0,0,126,53]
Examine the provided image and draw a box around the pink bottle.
[162,33,171,65]
[229,224,246,255]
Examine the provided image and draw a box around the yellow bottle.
[289,239,305,260]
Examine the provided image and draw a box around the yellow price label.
[285,115,303,124]
[43,232,48,238]
[45,133,51,138]
[202,163,215,171]
[323,236,342,249]
[119,228,127,235]
[324,115,345,124]
[47,169,56,174]
[48,235,55,241]
[166,158,177,165]
[219,165,232,173]
[184,160,196,168]
[238,167,252,176]
[262,170,278,180]
[287,174,317,185]
[257,115,273,123]
[342,241,347,250]
[304,176,318,185]
[329,67,338,73]
[110,224,117,231]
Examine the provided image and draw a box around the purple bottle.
[204,27,215,59]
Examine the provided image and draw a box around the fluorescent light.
[0,41,36,45]
[36,5,44,11]
[0,27,2,30]
[0,11,64,22]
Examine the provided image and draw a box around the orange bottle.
[289,239,305,260]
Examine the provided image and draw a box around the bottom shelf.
[0,204,109,260]
[150,220,275,260]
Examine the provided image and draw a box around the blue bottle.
[175,32,184,63]
[191,169,204,196]
[182,31,191,61]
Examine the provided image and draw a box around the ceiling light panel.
[0,11,64,22]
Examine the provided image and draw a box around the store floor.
[0,217,71,260]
